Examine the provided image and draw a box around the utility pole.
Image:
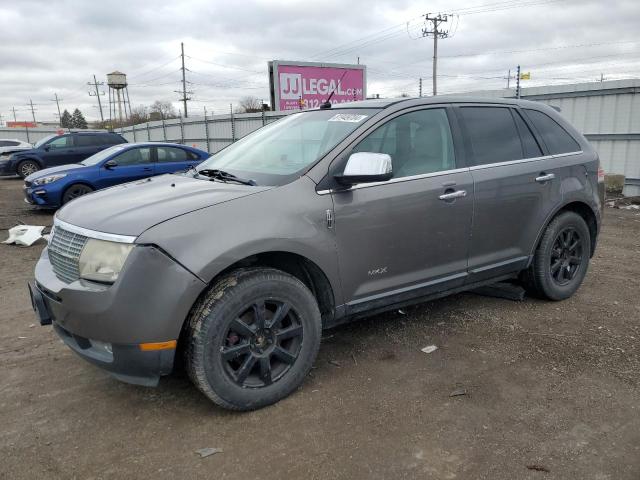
[27,99,37,123]
[88,75,105,122]
[419,77,423,97]
[516,65,521,99]
[179,42,190,118]
[422,13,450,96]
[11,107,17,122]
[0,113,4,127]
[51,93,62,121]
[506,69,511,89]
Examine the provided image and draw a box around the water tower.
[107,71,132,125]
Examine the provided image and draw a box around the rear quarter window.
[524,109,581,155]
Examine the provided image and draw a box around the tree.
[60,109,72,128]
[71,108,88,129]
[128,105,149,125]
[237,96,264,113]
[149,100,177,120]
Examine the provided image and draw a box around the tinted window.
[513,110,543,158]
[0,141,9,147]
[459,107,523,165]
[352,108,455,178]
[48,135,72,149]
[76,135,98,147]
[0,140,19,147]
[157,146,189,163]
[103,134,124,145]
[113,147,152,166]
[524,109,581,154]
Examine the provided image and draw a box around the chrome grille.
[48,225,88,283]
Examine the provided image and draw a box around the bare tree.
[237,96,264,113]
[149,100,178,120]
[128,105,149,125]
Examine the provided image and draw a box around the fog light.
[90,339,113,355]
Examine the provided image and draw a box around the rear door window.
[157,147,189,163]
[76,135,98,147]
[524,109,581,154]
[459,107,523,165]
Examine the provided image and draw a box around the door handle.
[439,189,467,201]
[535,173,555,183]
[142,167,152,171]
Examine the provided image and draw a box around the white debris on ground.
[421,345,438,354]
[2,225,46,246]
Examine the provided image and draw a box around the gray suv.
[29,97,605,410]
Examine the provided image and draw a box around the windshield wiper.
[197,169,257,186]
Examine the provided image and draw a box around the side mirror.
[104,159,118,169]
[334,152,393,185]
[43,145,50,151]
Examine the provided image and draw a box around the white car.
[0,139,32,157]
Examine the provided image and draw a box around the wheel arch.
[531,200,599,260]
[213,251,336,325]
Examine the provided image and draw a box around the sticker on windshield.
[328,113,368,123]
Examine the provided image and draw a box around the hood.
[0,145,31,156]
[56,174,272,237]
[26,164,85,181]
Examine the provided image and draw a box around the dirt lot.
[1,176,639,480]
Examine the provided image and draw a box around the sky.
[1,0,639,123]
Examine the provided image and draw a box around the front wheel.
[17,160,40,178]
[185,268,322,411]
[524,211,591,301]
[62,184,94,204]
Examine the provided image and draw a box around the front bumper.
[30,245,206,386]
[23,184,59,208]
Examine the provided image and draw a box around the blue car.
[24,142,209,208]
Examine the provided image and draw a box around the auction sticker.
[328,114,368,123]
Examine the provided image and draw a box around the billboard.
[7,121,37,128]
[269,60,366,111]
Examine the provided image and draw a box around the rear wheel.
[185,268,322,411]
[62,184,93,204]
[524,211,591,301]
[17,160,39,178]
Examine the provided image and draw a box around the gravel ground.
[1,176,639,479]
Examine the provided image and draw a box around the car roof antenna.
[320,70,349,110]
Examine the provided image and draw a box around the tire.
[185,268,322,411]
[62,184,94,204]
[524,211,591,301]
[17,160,40,178]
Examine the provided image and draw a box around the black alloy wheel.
[221,299,303,388]
[185,268,322,411]
[549,227,583,286]
[523,211,591,301]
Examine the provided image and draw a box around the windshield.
[195,109,379,186]
[34,135,56,148]
[80,145,127,166]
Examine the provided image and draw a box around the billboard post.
[269,60,366,111]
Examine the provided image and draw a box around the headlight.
[78,239,134,283]
[32,174,67,185]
